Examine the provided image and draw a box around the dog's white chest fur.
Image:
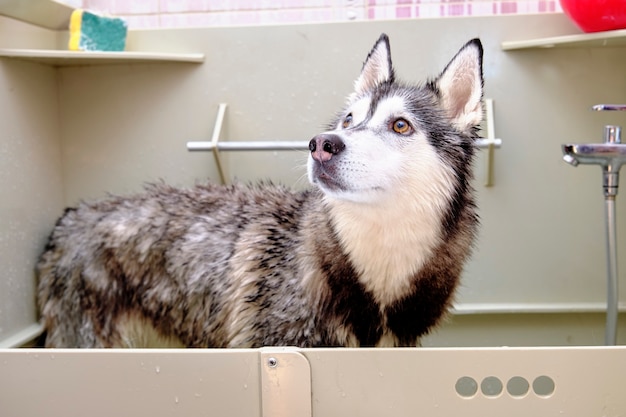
[328,159,455,307]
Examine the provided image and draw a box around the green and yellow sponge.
[69,9,128,52]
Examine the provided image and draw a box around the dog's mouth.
[311,161,386,201]
[312,163,345,192]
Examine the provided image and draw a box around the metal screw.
[267,357,278,368]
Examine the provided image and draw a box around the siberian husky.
[37,34,484,348]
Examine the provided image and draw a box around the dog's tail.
[36,207,97,347]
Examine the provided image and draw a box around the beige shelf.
[501,28,626,50]
[0,0,72,30]
[0,48,205,66]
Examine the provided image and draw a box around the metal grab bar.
[187,140,312,152]
[187,103,502,184]
[187,138,501,152]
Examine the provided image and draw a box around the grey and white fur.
[37,34,483,348]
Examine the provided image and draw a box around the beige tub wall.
[423,312,626,347]
[0,16,65,341]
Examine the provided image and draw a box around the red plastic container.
[560,0,626,33]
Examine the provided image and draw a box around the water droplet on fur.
[155,366,160,374]
[174,396,179,404]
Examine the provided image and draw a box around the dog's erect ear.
[434,39,484,132]
[354,34,394,96]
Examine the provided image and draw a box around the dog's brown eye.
[392,118,411,134]
[342,113,353,129]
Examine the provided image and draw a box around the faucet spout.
[562,153,579,166]
[561,143,626,170]
[562,125,626,196]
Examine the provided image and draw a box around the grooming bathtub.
[1,346,625,416]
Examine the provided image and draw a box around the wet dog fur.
[37,34,483,348]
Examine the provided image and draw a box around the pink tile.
[279,0,309,7]
[396,5,411,17]
[266,8,334,24]
[187,0,210,12]
[159,7,338,28]
[84,0,159,15]
[160,0,230,13]
[414,3,444,17]
[368,6,395,19]
[122,14,161,28]
[268,8,303,23]
[538,1,547,12]
[538,0,558,13]
[83,0,113,12]
[447,3,465,16]
[61,0,84,7]
[76,0,566,28]
[159,0,188,13]
[115,0,158,15]
[158,12,208,27]
[468,2,492,16]
[162,0,329,14]
[500,1,517,14]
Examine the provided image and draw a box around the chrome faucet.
[562,124,626,197]
[561,104,626,345]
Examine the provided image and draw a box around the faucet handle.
[604,125,622,144]
[592,104,626,111]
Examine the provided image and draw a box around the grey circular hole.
[506,376,530,397]
[481,376,503,397]
[533,375,555,397]
[455,376,478,398]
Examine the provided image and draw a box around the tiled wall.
[58,0,562,29]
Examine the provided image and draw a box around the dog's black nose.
[309,134,345,163]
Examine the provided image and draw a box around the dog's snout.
[309,134,345,163]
